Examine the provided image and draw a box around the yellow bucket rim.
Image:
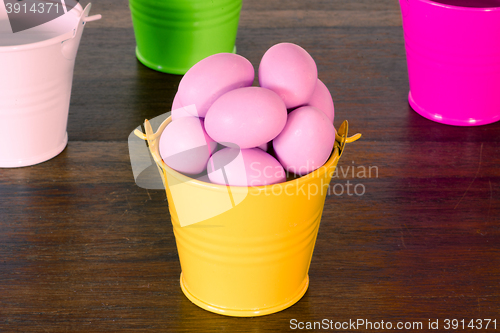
[134,116,361,194]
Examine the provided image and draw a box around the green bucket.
[129,0,242,75]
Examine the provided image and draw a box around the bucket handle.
[134,118,167,166]
[134,118,170,190]
[61,3,101,60]
[84,14,102,23]
[335,120,361,158]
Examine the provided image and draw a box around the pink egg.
[258,142,269,151]
[306,79,334,122]
[207,148,286,187]
[159,118,217,175]
[171,104,198,121]
[194,173,212,184]
[258,43,318,109]
[176,53,254,118]
[172,93,183,110]
[273,106,335,176]
[204,87,287,149]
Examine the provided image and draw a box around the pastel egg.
[159,117,217,175]
[273,106,335,176]
[171,93,188,121]
[258,43,317,109]
[194,173,212,184]
[172,92,183,111]
[176,53,255,118]
[171,104,198,121]
[204,87,287,149]
[207,147,286,187]
[258,142,269,152]
[172,94,199,121]
[306,79,334,122]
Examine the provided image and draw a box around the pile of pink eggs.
[159,43,336,187]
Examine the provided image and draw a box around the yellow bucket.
[135,116,360,317]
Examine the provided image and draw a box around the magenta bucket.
[399,0,500,126]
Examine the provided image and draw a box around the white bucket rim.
[0,2,87,52]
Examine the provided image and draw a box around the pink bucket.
[0,3,100,168]
[399,0,500,126]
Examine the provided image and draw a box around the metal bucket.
[129,0,242,74]
[0,3,100,167]
[134,116,360,316]
[400,0,500,126]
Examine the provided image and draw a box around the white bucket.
[0,2,101,167]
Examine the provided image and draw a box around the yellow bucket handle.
[133,119,171,187]
[134,118,170,165]
[334,120,362,158]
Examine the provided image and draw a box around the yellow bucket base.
[180,273,309,317]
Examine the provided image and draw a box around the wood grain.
[1,0,500,331]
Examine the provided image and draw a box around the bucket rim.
[0,2,84,52]
[414,0,500,11]
[139,115,360,195]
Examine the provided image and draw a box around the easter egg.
[207,147,286,186]
[306,79,334,122]
[258,43,317,109]
[273,106,335,176]
[171,104,198,121]
[176,53,255,118]
[204,87,287,149]
[172,92,183,111]
[258,142,269,152]
[159,117,217,175]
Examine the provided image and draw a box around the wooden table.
[1,0,499,331]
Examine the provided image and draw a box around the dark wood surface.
[1,0,499,331]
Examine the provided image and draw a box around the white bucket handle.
[61,3,101,60]
[85,14,102,22]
